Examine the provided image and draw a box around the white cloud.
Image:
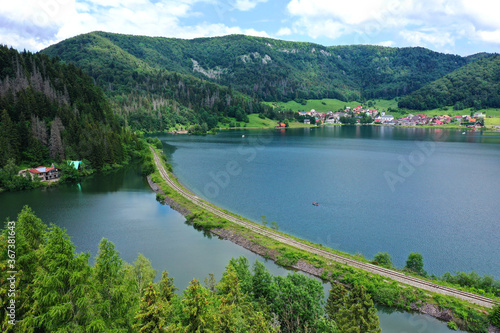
[276,27,292,36]
[233,0,268,11]
[1,0,270,51]
[376,40,395,47]
[284,0,500,51]
[399,29,454,48]
[477,30,500,44]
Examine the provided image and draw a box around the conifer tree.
[335,284,381,333]
[158,270,177,303]
[0,110,19,166]
[22,225,94,332]
[181,279,216,332]
[134,283,166,332]
[326,282,348,320]
[93,238,138,330]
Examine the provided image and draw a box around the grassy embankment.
[147,145,498,333]
[266,98,398,113]
[217,114,317,129]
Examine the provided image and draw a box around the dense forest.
[41,33,275,132]
[398,55,500,110]
[43,32,477,101]
[0,206,384,332]
[41,32,488,130]
[0,45,143,174]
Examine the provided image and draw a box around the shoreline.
[146,147,498,332]
[146,174,500,332]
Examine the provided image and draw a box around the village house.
[304,119,310,124]
[397,118,416,126]
[380,115,394,123]
[19,165,60,181]
[332,112,345,119]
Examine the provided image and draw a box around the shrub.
[490,304,500,328]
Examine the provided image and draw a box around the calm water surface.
[0,161,460,332]
[162,126,500,278]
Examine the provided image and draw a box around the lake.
[0,165,460,332]
[162,126,500,278]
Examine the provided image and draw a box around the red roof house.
[21,165,60,181]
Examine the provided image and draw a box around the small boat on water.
[312,202,319,206]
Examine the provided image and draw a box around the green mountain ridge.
[43,32,275,132]
[40,31,498,130]
[398,54,500,110]
[44,31,480,102]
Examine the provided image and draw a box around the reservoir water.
[162,126,500,278]
[2,125,494,332]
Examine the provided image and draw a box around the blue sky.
[2,0,500,55]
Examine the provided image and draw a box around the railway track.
[151,147,496,309]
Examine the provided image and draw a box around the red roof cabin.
[21,165,61,181]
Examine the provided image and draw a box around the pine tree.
[134,284,166,332]
[181,279,216,332]
[21,225,94,332]
[49,116,65,161]
[93,238,138,330]
[326,282,348,320]
[335,284,381,333]
[158,271,176,303]
[0,110,19,167]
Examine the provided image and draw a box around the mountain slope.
[43,32,275,132]
[398,55,500,110]
[43,31,474,102]
[0,45,138,169]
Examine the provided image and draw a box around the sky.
[1,0,500,56]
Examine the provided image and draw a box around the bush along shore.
[145,145,500,333]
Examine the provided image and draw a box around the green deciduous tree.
[252,260,273,302]
[270,273,324,333]
[405,252,426,276]
[373,252,393,268]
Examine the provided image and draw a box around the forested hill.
[398,55,500,110]
[42,32,273,132]
[0,45,137,170]
[43,31,477,103]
